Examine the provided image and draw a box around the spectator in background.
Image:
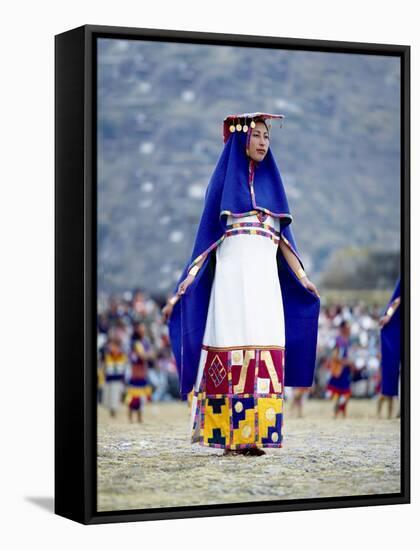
[114,318,131,354]
[97,289,387,409]
[97,312,110,335]
[326,320,354,418]
[97,347,105,403]
[107,296,124,325]
[131,322,156,366]
[378,277,401,419]
[102,336,129,418]
[125,335,153,423]
[149,349,172,401]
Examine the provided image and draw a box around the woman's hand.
[178,274,196,295]
[379,297,400,328]
[161,271,199,323]
[300,276,320,298]
[162,302,174,323]
[379,314,391,328]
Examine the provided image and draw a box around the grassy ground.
[97,398,400,512]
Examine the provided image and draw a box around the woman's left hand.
[378,314,391,328]
[300,276,320,298]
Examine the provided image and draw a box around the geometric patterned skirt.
[125,378,153,410]
[189,213,286,450]
[190,345,285,449]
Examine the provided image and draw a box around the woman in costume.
[377,277,401,419]
[163,112,320,456]
[102,335,129,418]
[326,320,354,418]
[125,323,153,423]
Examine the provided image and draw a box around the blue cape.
[380,277,401,396]
[168,130,320,398]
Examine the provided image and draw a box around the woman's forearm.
[386,296,401,317]
[167,253,209,307]
[188,252,207,276]
[279,238,306,279]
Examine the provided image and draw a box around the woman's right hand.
[161,274,196,323]
[379,314,391,328]
[300,276,320,298]
[177,274,196,295]
[162,302,174,323]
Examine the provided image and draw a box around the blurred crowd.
[97,289,179,412]
[97,289,386,410]
[312,302,384,399]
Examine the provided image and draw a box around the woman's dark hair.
[253,117,270,135]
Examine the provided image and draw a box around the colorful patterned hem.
[226,221,281,237]
[191,345,285,449]
[198,442,283,450]
[225,228,280,245]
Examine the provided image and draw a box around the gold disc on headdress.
[236,123,242,131]
[243,123,248,132]
[229,124,235,133]
[250,120,256,128]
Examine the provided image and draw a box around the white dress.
[189,212,286,449]
[202,213,285,348]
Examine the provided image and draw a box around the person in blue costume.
[163,112,320,456]
[326,320,354,418]
[377,277,401,419]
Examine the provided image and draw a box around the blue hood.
[169,130,320,398]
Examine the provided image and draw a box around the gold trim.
[202,344,285,351]
[386,297,401,319]
[168,295,178,306]
[279,233,304,269]
[187,236,226,271]
[260,350,282,393]
[233,350,255,394]
[188,265,200,277]
[296,267,307,280]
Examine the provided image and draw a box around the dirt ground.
[97,398,400,512]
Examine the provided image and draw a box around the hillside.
[97,38,401,296]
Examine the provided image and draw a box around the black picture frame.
[55,24,410,525]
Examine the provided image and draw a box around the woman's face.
[247,121,270,162]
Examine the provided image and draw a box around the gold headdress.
[222,112,285,144]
